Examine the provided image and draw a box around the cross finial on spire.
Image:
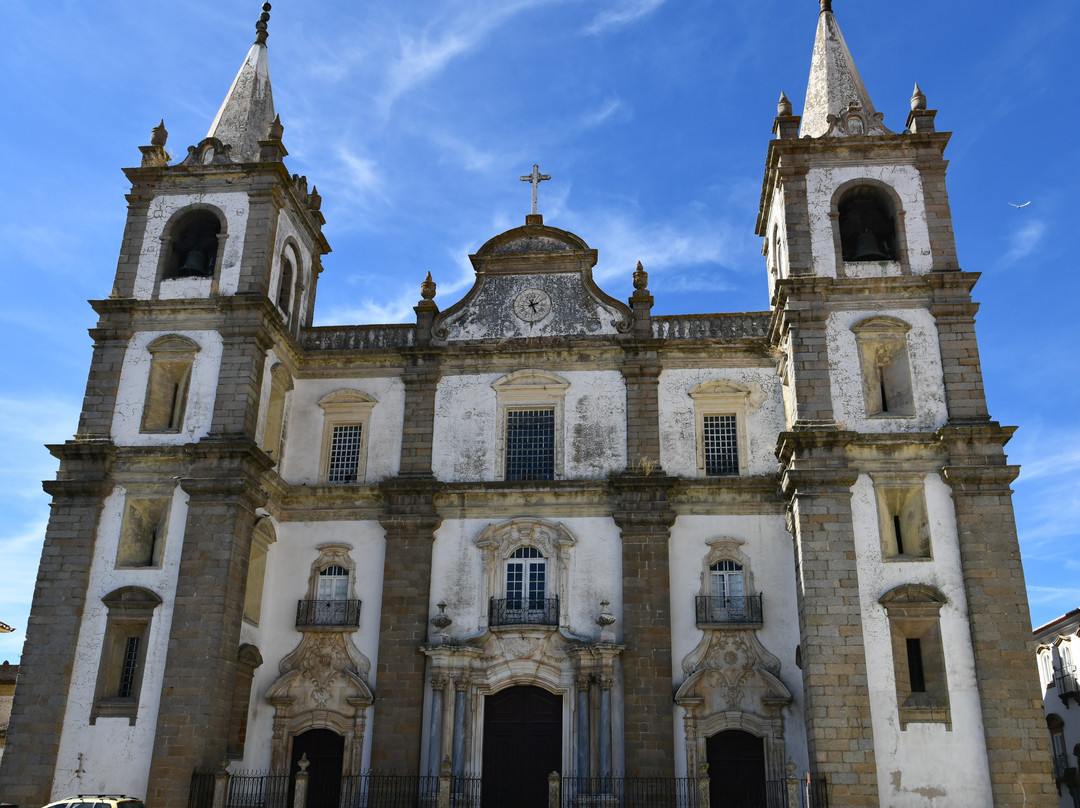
[519,164,551,216]
[255,2,272,45]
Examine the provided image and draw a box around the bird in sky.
[1009,201,1031,209]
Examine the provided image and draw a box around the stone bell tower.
[759,2,1054,805]
[0,5,329,806]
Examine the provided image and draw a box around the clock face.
[513,289,552,323]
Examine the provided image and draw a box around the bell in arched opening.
[178,247,209,276]
[164,209,222,279]
[851,228,887,261]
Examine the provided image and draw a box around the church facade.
[0,3,1056,807]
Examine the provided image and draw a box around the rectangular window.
[703,414,739,475]
[505,408,555,481]
[118,636,141,698]
[327,424,363,483]
[906,638,926,693]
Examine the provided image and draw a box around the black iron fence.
[797,774,830,808]
[489,596,559,627]
[228,770,289,808]
[340,772,439,807]
[296,599,362,628]
[563,776,701,807]
[695,594,763,626]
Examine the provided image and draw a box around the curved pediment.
[475,221,591,257]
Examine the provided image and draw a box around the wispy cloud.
[585,0,667,35]
[377,0,563,112]
[997,217,1047,269]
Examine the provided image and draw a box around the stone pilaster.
[772,280,836,426]
[371,477,442,772]
[928,272,990,422]
[76,309,134,438]
[146,445,270,807]
[209,321,273,439]
[940,424,1057,806]
[621,343,662,471]
[0,443,114,806]
[778,430,879,805]
[611,473,676,775]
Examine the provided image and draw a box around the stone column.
[941,426,1057,806]
[575,677,591,779]
[778,430,879,805]
[598,676,613,781]
[928,274,991,423]
[452,681,468,778]
[428,676,447,776]
[0,446,113,806]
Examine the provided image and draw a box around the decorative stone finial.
[307,185,322,212]
[267,113,284,141]
[632,261,648,290]
[151,119,168,146]
[297,752,310,773]
[910,82,927,111]
[255,2,272,45]
[819,0,832,12]
[596,601,616,628]
[431,601,452,631]
[777,91,793,117]
[520,164,551,216]
[421,271,437,301]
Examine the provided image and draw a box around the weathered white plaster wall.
[667,514,807,776]
[236,519,386,774]
[766,185,788,301]
[111,330,223,446]
[281,377,405,484]
[133,191,251,299]
[253,347,281,450]
[826,309,947,433]
[430,371,627,482]
[806,164,933,277]
[427,517,622,642]
[657,367,784,478]
[850,473,993,806]
[52,483,190,799]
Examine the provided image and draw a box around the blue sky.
[0,0,1077,664]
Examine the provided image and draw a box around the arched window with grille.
[709,560,746,621]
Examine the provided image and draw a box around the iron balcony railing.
[295,599,362,629]
[695,594,764,626]
[1054,753,1069,781]
[1055,663,1079,702]
[489,596,559,627]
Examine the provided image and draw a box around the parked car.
[42,797,145,808]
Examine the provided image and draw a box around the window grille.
[505,409,555,481]
[119,636,140,698]
[327,424,363,483]
[703,414,738,475]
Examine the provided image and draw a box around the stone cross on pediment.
[520,164,551,215]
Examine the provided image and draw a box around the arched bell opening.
[838,185,897,262]
[163,209,222,279]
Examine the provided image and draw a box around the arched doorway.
[706,729,767,808]
[290,728,344,808]
[482,685,562,808]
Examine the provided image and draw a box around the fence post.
[211,760,230,808]
[293,753,310,808]
[786,775,800,808]
[697,763,711,808]
[438,756,452,808]
[548,771,561,808]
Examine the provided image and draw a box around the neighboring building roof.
[0,661,17,684]
[0,621,13,634]
[1034,607,1080,641]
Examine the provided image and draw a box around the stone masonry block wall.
[0,459,112,806]
[785,463,879,805]
[613,476,676,776]
[621,351,662,470]
[146,470,263,807]
[944,458,1057,806]
[929,275,990,422]
[77,331,134,438]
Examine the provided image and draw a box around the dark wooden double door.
[290,728,344,808]
[707,730,770,808]
[482,686,562,808]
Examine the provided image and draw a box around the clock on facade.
[512,289,552,323]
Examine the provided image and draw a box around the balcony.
[695,594,763,627]
[489,596,559,628]
[1053,754,1069,781]
[295,599,361,629]
[1055,663,1080,706]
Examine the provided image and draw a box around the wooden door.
[482,686,562,808]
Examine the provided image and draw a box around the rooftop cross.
[519,164,551,216]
